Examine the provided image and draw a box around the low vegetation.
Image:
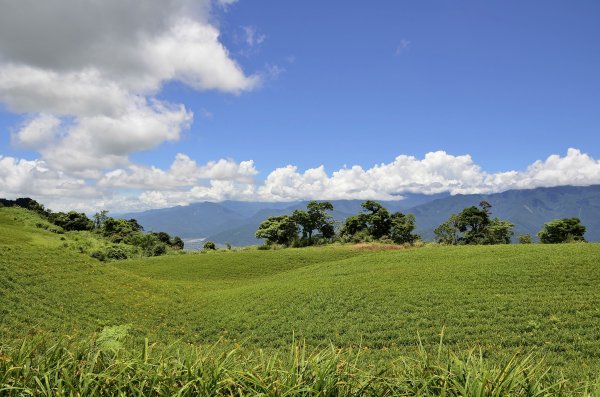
[0,197,184,261]
[1,202,598,394]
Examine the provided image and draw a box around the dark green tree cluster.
[434,201,514,245]
[340,200,419,244]
[255,200,419,247]
[97,214,184,256]
[538,218,586,243]
[256,201,336,247]
[50,211,94,231]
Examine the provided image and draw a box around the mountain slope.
[123,186,600,245]
[411,185,600,241]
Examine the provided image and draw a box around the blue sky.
[0,1,599,211]
[160,0,600,172]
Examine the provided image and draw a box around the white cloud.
[97,154,257,190]
[0,0,258,174]
[0,156,96,199]
[258,148,600,201]
[1,149,599,212]
[241,26,266,48]
[11,114,62,150]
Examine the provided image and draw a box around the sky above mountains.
[0,0,599,212]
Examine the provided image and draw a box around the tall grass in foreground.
[1,329,599,396]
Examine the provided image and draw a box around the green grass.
[2,206,600,393]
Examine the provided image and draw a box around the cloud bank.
[2,148,599,212]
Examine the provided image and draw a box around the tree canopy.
[538,218,586,243]
[434,202,513,245]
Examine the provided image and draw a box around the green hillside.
[2,206,600,393]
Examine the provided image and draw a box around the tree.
[538,218,586,243]
[340,214,368,238]
[454,206,490,244]
[153,231,172,245]
[361,200,391,239]
[203,241,216,250]
[292,201,335,243]
[389,212,419,244]
[255,215,298,246]
[102,217,143,243]
[172,236,184,250]
[434,202,513,245]
[50,211,94,231]
[341,201,394,241]
[518,234,532,244]
[483,218,514,244]
[93,210,109,229]
[434,214,460,245]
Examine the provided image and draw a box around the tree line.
[0,198,184,260]
[255,200,587,247]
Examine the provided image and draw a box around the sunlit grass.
[2,206,600,393]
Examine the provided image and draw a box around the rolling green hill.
[2,206,600,390]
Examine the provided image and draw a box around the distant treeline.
[1,197,184,260]
[255,200,586,248]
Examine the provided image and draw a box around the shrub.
[538,218,586,243]
[90,250,106,261]
[518,234,532,244]
[203,241,216,250]
[105,245,129,260]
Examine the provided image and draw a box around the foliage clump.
[538,218,586,243]
[340,200,420,244]
[434,201,514,245]
[256,201,337,247]
[203,240,217,250]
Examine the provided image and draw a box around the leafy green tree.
[172,236,184,250]
[483,218,514,244]
[93,210,109,229]
[255,215,298,246]
[454,206,490,244]
[292,210,311,240]
[389,212,419,244]
[50,211,94,231]
[434,214,460,245]
[340,214,368,238]
[518,234,532,244]
[538,218,586,243]
[153,231,172,245]
[292,201,335,243]
[361,200,391,239]
[307,201,335,239]
[435,203,513,245]
[341,201,394,241]
[102,218,144,243]
[203,241,216,250]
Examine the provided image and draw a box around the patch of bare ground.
[351,243,408,251]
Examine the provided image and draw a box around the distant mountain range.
[122,185,600,246]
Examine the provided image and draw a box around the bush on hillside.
[203,241,216,250]
[538,218,586,243]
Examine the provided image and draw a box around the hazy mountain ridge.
[122,186,600,246]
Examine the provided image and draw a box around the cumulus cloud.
[258,148,600,201]
[98,154,258,190]
[11,114,62,149]
[0,0,258,173]
[0,156,97,199]
[2,149,599,212]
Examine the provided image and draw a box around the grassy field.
[1,206,600,394]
